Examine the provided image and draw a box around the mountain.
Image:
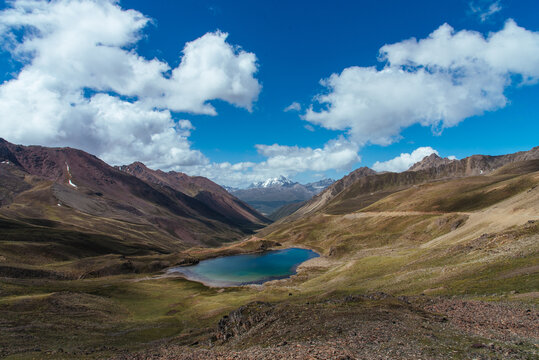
[266,200,306,221]
[249,175,295,188]
[304,178,335,192]
[408,153,456,171]
[408,147,539,174]
[2,143,539,359]
[116,162,269,230]
[0,139,269,268]
[231,176,334,216]
[271,147,539,224]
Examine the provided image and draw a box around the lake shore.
[166,247,319,288]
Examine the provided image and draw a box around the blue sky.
[0,0,538,187]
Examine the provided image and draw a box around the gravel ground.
[115,295,539,360]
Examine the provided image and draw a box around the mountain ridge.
[260,146,539,232]
[116,161,269,229]
[0,139,268,254]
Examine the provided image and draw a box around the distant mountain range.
[249,175,295,189]
[229,145,539,220]
[229,177,334,218]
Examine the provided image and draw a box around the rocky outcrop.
[408,153,456,171]
[409,146,539,175]
[217,302,274,341]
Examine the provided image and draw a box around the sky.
[0,0,538,188]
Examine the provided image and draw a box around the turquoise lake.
[167,247,319,287]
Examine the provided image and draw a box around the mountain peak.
[250,175,295,188]
[408,153,455,171]
[118,161,149,174]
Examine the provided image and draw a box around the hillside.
[1,145,538,359]
[0,139,269,271]
[116,162,269,230]
[276,146,539,224]
[267,200,306,221]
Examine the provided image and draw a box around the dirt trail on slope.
[421,182,539,249]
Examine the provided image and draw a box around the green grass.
[1,168,538,357]
[0,275,280,358]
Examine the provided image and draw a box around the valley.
[0,142,538,359]
[230,176,334,218]
[1,1,539,358]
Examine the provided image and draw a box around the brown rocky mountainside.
[116,162,269,230]
[262,146,539,229]
[0,139,269,262]
[407,153,456,171]
[408,146,539,173]
[1,139,538,359]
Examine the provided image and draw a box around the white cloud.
[179,138,360,187]
[304,124,315,132]
[470,1,502,22]
[372,147,438,173]
[157,31,261,115]
[255,138,360,173]
[0,0,260,168]
[284,101,301,112]
[304,20,539,146]
[0,0,363,188]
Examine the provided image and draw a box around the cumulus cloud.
[372,147,439,172]
[0,0,260,169]
[284,101,301,112]
[256,138,360,173]
[179,138,360,187]
[304,19,539,146]
[0,0,363,187]
[470,1,502,22]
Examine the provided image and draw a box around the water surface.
[168,247,319,287]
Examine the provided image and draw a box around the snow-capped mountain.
[231,177,334,217]
[249,175,296,189]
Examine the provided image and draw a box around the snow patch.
[250,175,295,188]
[65,162,78,188]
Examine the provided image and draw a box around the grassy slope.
[1,165,538,358]
[263,167,539,299]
